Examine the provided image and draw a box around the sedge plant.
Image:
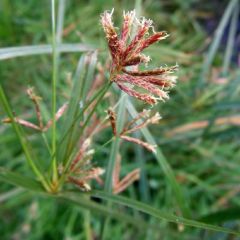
[0,3,239,239]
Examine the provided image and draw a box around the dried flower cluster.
[101,9,177,105]
[108,108,161,153]
[61,114,107,191]
[67,138,105,191]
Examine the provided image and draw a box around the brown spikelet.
[100,9,121,64]
[123,112,161,135]
[120,135,156,153]
[123,18,153,59]
[112,154,121,186]
[107,108,117,136]
[44,102,68,131]
[145,76,177,88]
[70,138,91,172]
[26,87,43,129]
[117,82,157,105]
[136,31,168,53]
[118,74,169,101]
[113,168,140,194]
[68,177,91,191]
[123,65,178,76]
[81,167,105,181]
[123,54,150,66]
[2,117,41,130]
[121,10,135,44]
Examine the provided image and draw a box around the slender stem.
[80,82,112,132]
[41,133,51,154]
[51,0,58,183]
[0,86,51,192]
[59,82,111,148]
[101,94,127,239]
[84,209,92,240]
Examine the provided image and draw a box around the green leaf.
[90,190,240,236]
[198,0,238,86]
[222,3,239,75]
[58,54,87,164]
[0,44,95,60]
[0,86,51,191]
[200,208,240,224]
[0,188,24,203]
[0,168,44,192]
[126,99,190,217]
[57,192,152,232]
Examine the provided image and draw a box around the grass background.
[0,0,240,239]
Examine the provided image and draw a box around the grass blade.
[198,0,238,86]
[126,99,190,217]
[0,168,44,192]
[0,44,94,60]
[91,190,240,236]
[0,188,24,203]
[51,0,58,183]
[58,54,87,164]
[222,2,239,75]
[59,193,152,233]
[0,86,51,191]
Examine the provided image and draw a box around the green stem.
[59,82,111,149]
[51,0,58,183]
[0,86,51,192]
[84,209,92,240]
[101,93,127,239]
[80,82,112,132]
[41,132,51,154]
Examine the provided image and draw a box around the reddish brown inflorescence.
[101,9,177,105]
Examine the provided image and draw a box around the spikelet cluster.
[101,9,177,105]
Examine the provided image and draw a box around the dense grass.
[0,0,240,239]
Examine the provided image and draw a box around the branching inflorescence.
[101,9,177,105]
[1,10,178,194]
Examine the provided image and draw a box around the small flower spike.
[67,138,105,191]
[107,108,160,153]
[2,87,68,132]
[112,154,140,194]
[101,9,177,105]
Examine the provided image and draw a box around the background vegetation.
[0,0,240,239]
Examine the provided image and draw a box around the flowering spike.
[135,31,169,53]
[123,18,153,59]
[121,10,135,44]
[100,9,121,65]
[117,74,169,101]
[117,82,157,105]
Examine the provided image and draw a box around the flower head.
[101,9,177,105]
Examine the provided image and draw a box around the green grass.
[1,0,240,239]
